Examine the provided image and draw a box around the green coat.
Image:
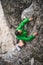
[16,18,35,41]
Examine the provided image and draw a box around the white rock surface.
[0,1,14,53]
[21,3,34,20]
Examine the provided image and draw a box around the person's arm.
[18,32,38,41]
[16,35,35,41]
[16,18,30,30]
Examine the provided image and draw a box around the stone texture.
[0,1,14,54]
[0,0,43,65]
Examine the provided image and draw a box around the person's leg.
[17,32,38,50]
[16,40,25,51]
[18,40,25,47]
[17,32,38,41]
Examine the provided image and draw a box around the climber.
[15,17,38,51]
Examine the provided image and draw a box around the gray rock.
[0,0,43,65]
[0,1,14,54]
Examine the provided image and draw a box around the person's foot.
[16,44,21,51]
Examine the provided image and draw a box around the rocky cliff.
[0,0,43,65]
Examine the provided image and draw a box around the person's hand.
[29,17,34,21]
[33,32,38,36]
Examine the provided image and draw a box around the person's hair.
[15,30,22,36]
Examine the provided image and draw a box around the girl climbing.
[15,17,38,51]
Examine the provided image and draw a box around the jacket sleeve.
[21,35,35,41]
[16,35,35,41]
[16,18,30,30]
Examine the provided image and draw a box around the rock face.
[0,0,43,65]
[0,1,14,54]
